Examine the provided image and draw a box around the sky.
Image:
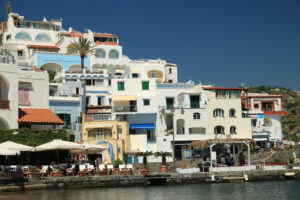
[1,0,300,90]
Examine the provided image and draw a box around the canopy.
[71,143,107,154]
[130,124,155,130]
[0,141,34,151]
[34,139,84,151]
[112,95,136,101]
[0,148,20,156]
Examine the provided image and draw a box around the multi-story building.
[242,93,288,148]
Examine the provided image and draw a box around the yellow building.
[82,112,130,164]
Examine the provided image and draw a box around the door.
[166,97,174,109]
[190,95,200,108]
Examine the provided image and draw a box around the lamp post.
[170,107,176,171]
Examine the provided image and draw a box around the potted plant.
[28,169,41,179]
[137,151,153,175]
[113,159,123,175]
[154,151,172,173]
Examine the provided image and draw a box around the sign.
[245,113,263,119]
[211,151,217,161]
[183,150,193,158]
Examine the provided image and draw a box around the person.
[238,152,245,166]
[225,153,232,166]
[95,156,102,166]
[231,156,235,166]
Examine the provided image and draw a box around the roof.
[202,87,248,90]
[28,45,60,49]
[18,108,65,125]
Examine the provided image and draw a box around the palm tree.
[154,151,172,166]
[137,151,153,166]
[69,37,96,71]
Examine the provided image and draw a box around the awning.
[130,124,155,130]
[18,108,65,125]
[65,75,71,79]
[115,69,124,73]
[99,75,104,78]
[80,75,85,79]
[112,95,136,101]
[86,75,92,78]
[92,75,98,79]
[72,75,77,78]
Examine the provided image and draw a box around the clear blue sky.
[1,0,300,90]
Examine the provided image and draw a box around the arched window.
[15,32,31,40]
[230,126,237,134]
[95,49,106,58]
[214,126,225,134]
[229,108,236,117]
[193,112,200,120]
[35,33,51,42]
[109,49,119,59]
[213,109,224,118]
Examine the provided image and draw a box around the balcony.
[88,131,113,140]
[85,114,112,122]
[252,126,271,136]
[0,100,9,109]
[113,105,137,113]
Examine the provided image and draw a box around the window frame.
[142,81,149,90]
[117,81,125,91]
[193,112,200,120]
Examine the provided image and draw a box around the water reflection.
[0,181,299,200]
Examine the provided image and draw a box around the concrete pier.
[1,169,300,192]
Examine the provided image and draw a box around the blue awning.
[93,75,98,79]
[130,124,155,130]
[72,75,77,78]
[99,75,104,78]
[80,75,85,79]
[86,75,92,78]
[65,75,71,79]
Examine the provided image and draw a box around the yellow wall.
[82,114,130,164]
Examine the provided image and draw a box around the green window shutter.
[118,82,124,91]
[142,81,149,90]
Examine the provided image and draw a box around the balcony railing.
[88,131,112,140]
[85,114,112,122]
[0,100,9,109]
[252,126,271,133]
[113,105,137,113]
[160,103,206,110]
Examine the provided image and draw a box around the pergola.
[188,138,254,168]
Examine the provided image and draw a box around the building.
[242,93,288,147]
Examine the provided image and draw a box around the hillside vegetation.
[248,86,300,142]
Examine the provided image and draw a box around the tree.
[69,37,96,71]
[154,151,172,166]
[137,151,153,166]
[6,1,12,14]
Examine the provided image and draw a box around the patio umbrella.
[0,148,20,156]
[83,143,106,154]
[0,141,34,151]
[35,139,84,167]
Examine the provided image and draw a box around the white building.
[242,93,288,147]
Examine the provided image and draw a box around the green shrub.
[113,159,123,168]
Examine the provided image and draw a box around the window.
[166,97,174,109]
[169,68,172,74]
[57,113,71,129]
[86,96,90,106]
[143,99,150,106]
[229,109,236,117]
[213,109,224,117]
[109,49,119,59]
[151,72,157,78]
[216,90,240,99]
[95,49,106,58]
[118,82,125,91]
[193,112,200,120]
[190,95,200,108]
[254,103,259,109]
[230,126,237,134]
[252,119,257,127]
[15,32,31,40]
[262,102,274,111]
[168,80,173,83]
[132,73,139,78]
[189,127,205,134]
[147,130,155,141]
[35,33,51,42]
[17,50,23,57]
[214,126,225,134]
[18,87,30,105]
[97,96,104,105]
[76,88,79,95]
[142,81,149,90]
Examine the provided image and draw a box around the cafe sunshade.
[0,148,20,156]
[70,143,106,154]
[34,139,84,151]
[0,141,34,151]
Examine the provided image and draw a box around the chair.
[79,164,87,172]
[126,164,133,175]
[22,166,29,177]
[119,164,126,172]
[10,165,17,172]
[88,164,95,175]
[98,164,107,176]
[66,165,75,176]
[40,165,49,177]
[107,164,114,175]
